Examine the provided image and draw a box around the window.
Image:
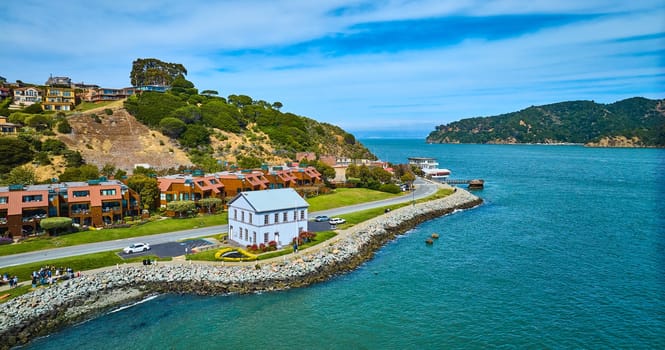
[234,209,237,220]
[249,213,253,223]
[300,210,305,220]
[264,232,269,243]
[241,211,245,222]
[244,229,248,241]
[73,190,90,197]
[100,189,116,196]
[274,213,279,223]
[209,179,217,184]
[0,197,7,204]
[22,195,43,202]
[160,193,166,200]
[283,212,288,222]
[264,215,269,225]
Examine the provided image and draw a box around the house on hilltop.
[227,188,309,247]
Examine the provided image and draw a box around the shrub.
[104,108,113,115]
[379,183,402,194]
[0,236,13,245]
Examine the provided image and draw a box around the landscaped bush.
[0,237,13,245]
[379,183,402,194]
[214,247,258,261]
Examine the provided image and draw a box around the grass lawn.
[0,213,228,256]
[307,188,403,212]
[73,100,119,112]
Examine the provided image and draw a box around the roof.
[228,188,308,213]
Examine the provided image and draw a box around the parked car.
[329,218,346,225]
[314,215,330,222]
[123,242,150,254]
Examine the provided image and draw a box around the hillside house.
[0,116,19,135]
[0,88,10,100]
[9,87,41,109]
[83,87,136,103]
[42,86,75,111]
[227,188,309,247]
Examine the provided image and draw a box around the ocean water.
[22,140,665,349]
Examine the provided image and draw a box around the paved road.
[0,178,440,268]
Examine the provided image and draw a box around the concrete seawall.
[0,188,482,348]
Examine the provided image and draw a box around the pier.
[439,179,485,189]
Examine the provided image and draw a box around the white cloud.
[1,0,662,137]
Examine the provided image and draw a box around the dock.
[440,179,484,189]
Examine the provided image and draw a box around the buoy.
[431,233,439,239]
[425,238,434,245]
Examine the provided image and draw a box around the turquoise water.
[22,141,665,349]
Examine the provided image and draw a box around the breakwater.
[0,189,482,349]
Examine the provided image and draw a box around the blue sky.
[1,1,663,138]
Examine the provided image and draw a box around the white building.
[227,188,309,247]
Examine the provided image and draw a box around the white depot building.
[227,188,309,247]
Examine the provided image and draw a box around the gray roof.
[230,188,308,213]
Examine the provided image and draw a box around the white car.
[329,218,346,225]
[123,242,151,254]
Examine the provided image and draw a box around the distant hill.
[426,97,665,147]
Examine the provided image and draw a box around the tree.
[25,114,52,131]
[63,150,84,167]
[311,160,335,182]
[237,155,263,169]
[167,200,196,217]
[5,165,36,185]
[170,105,201,124]
[0,138,34,173]
[159,117,187,138]
[130,58,187,87]
[39,217,72,236]
[272,101,283,110]
[22,103,43,114]
[400,172,415,185]
[371,166,393,184]
[57,119,72,133]
[198,197,222,214]
[101,163,116,178]
[41,139,67,154]
[127,174,160,210]
[201,90,218,96]
[79,164,99,180]
[179,124,210,148]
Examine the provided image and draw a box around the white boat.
[407,157,451,180]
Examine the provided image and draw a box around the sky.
[1,1,664,138]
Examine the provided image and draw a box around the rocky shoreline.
[0,189,482,349]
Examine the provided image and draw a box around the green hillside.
[426,97,665,147]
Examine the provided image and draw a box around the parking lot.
[119,239,213,259]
